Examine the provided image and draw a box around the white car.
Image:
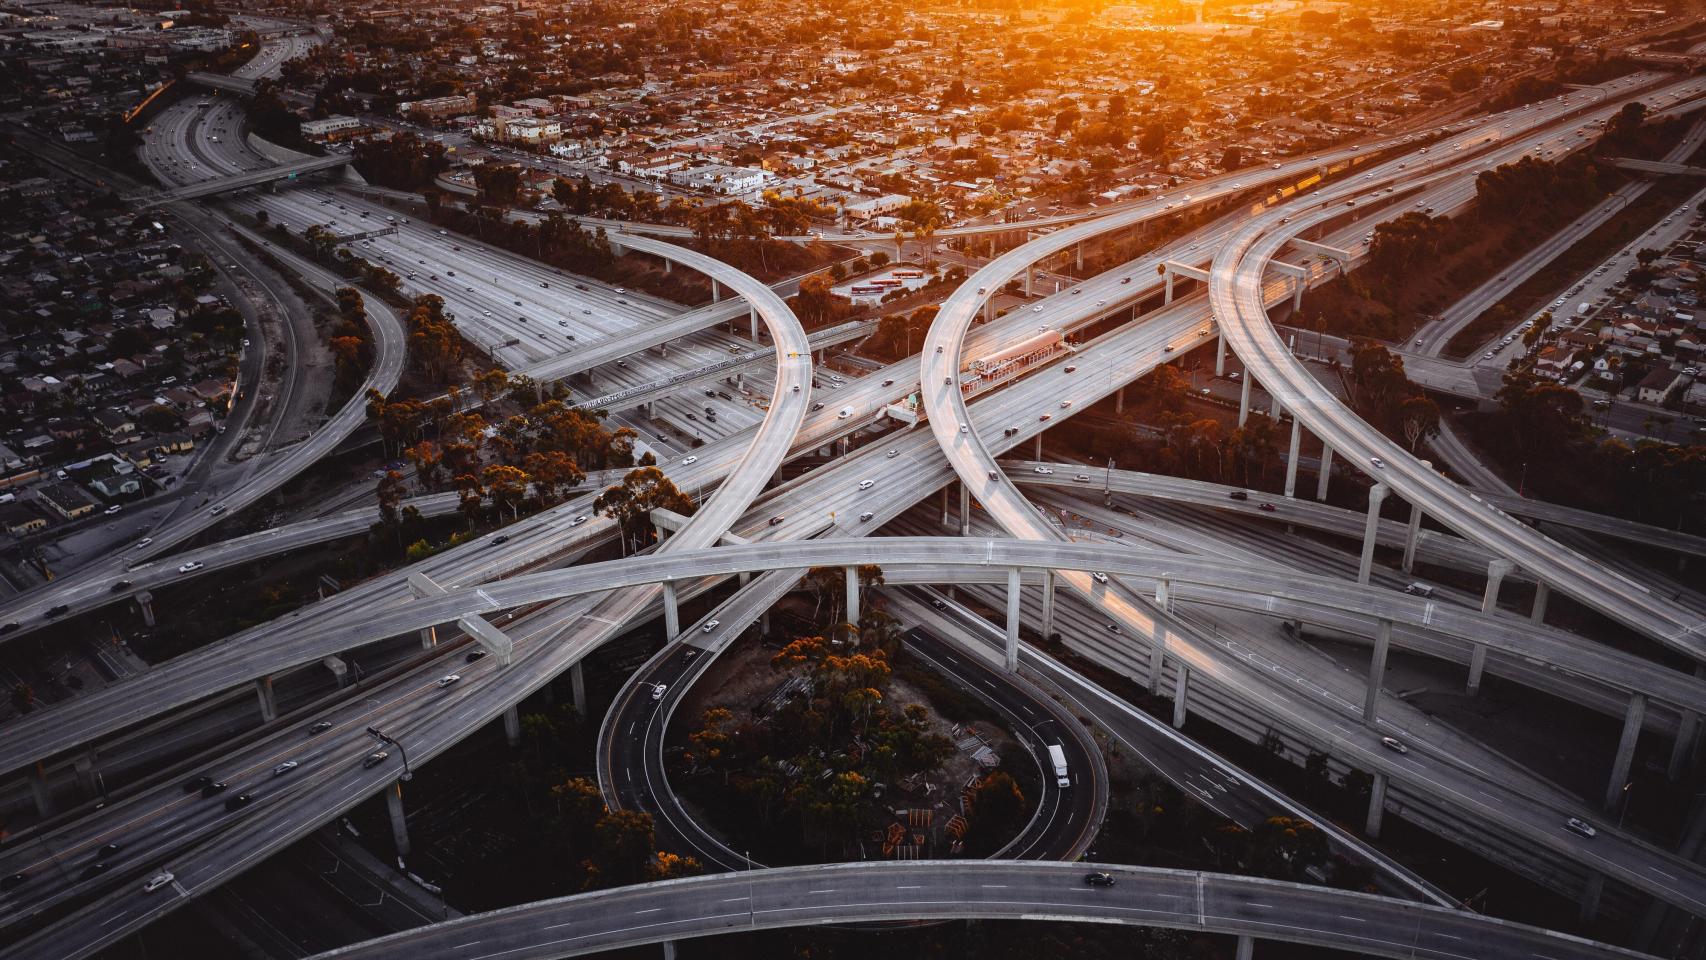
[436,675,461,688]
[858,479,874,489]
[143,872,175,893]
[886,449,899,459]
[681,456,698,465]
[1032,305,1043,312]
[651,683,667,700]
[177,561,204,574]
[1369,457,1386,469]
[572,515,588,526]
[702,619,720,633]
[1033,466,1053,475]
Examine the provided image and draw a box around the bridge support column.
[1004,567,1021,672]
[1315,445,1333,500]
[254,676,277,723]
[1401,501,1423,574]
[1164,270,1175,304]
[1365,771,1388,838]
[712,279,722,302]
[1237,373,1252,426]
[1171,663,1189,728]
[662,941,678,960]
[1291,276,1304,312]
[1671,666,1704,781]
[1041,571,1056,642]
[1215,332,1226,377]
[1075,241,1084,272]
[1579,872,1604,924]
[420,625,437,650]
[1465,559,1514,694]
[30,762,54,818]
[1025,269,1033,298]
[569,661,588,714]
[503,705,522,747]
[959,483,970,537]
[1150,578,1172,694]
[1033,433,1042,461]
[941,485,952,528]
[661,582,680,640]
[1283,417,1302,498]
[1356,484,1388,586]
[845,566,860,626]
[1530,582,1550,624]
[750,308,759,343]
[324,656,350,688]
[386,780,411,857]
[1363,619,1391,724]
[835,437,850,458]
[135,592,156,627]
[1606,693,1647,811]
[1235,935,1253,960]
[1114,386,1124,414]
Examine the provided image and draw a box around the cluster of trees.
[789,271,856,329]
[244,80,317,154]
[352,132,450,191]
[679,627,955,859]
[1475,155,1612,223]
[1467,372,1706,526]
[402,294,464,384]
[327,287,375,398]
[1335,340,1439,452]
[366,377,643,532]
[870,304,939,361]
[593,465,696,552]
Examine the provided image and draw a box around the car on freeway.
[682,456,698,465]
[572,516,588,526]
[492,535,510,546]
[1092,572,1109,584]
[1565,818,1597,838]
[363,751,390,768]
[200,781,229,798]
[104,505,122,516]
[136,537,153,547]
[1038,414,1052,422]
[1380,736,1408,755]
[887,449,900,459]
[769,516,786,526]
[273,761,298,776]
[1064,365,1077,373]
[1105,623,1120,633]
[651,683,668,701]
[437,675,462,688]
[1084,872,1116,887]
[1033,466,1053,475]
[0,623,16,635]
[177,561,204,573]
[466,649,487,664]
[45,604,69,618]
[859,479,875,489]
[1258,503,1276,512]
[309,721,333,734]
[702,619,720,633]
[143,872,175,893]
[1369,457,1386,469]
[859,511,874,522]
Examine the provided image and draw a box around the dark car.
[1228,491,1249,501]
[79,862,109,880]
[200,781,229,798]
[1258,503,1276,512]
[491,535,510,546]
[183,775,214,793]
[223,793,255,811]
[99,842,122,856]
[0,623,17,635]
[45,605,69,618]
[1,873,26,891]
[1084,872,1116,887]
[309,721,333,734]
[465,649,487,663]
[111,580,134,592]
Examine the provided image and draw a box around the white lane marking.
[454,942,482,949]
[982,884,1008,889]
[635,907,661,915]
[896,885,922,890]
[807,889,835,894]
[722,897,749,903]
[1339,915,1366,922]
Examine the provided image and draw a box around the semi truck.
[1047,743,1070,788]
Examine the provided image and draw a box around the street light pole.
[367,726,412,781]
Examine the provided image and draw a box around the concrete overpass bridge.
[1610,156,1706,176]
[137,153,354,205]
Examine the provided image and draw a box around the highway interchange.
[1,32,1704,959]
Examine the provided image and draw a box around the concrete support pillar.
[30,762,54,818]
[1670,666,1704,781]
[324,656,350,688]
[959,483,970,537]
[1238,373,1253,426]
[74,753,99,798]
[1075,241,1084,271]
[1466,559,1514,695]
[503,704,521,747]
[661,582,680,640]
[845,566,860,626]
[1356,484,1389,586]
[1235,935,1254,960]
[1579,872,1604,924]
[941,485,952,528]
[1606,693,1647,811]
[663,258,671,274]
[983,300,993,323]
[135,593,155,627]
[1401,500,1424,574]
[1033,433,1042,461]
[1291,276,1304,311]
[1215,332,1227,377]
[1041,571,1056,642]
[749,307,759,343]
[1363,619,1391,724]
[1283,417,1302,499]
[1114,386,1125,414]
[385,780,411,857]
[1315,445,1333,501]
[570,661,587,714]
[1164,270,1175,304]
[1024,269,1033,298]
[1530,582,1550,624]
[835,436,850,458]
[1365,771,1388,838]
[420,625,437,650]
[711,279,721,302]
[1171,663,1189,728]
[1004,567,1021,672]
[254,676,277,723]
[662,941,678,960]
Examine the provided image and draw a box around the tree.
[453,473,484,530]
[376,469,406,525]
[10,683,34,715]
[481,463,530,520]
[1398,396,1440,453]
[966,771,1026,845]
[594,466,695,550]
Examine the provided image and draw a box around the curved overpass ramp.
[304,860,1652,960]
